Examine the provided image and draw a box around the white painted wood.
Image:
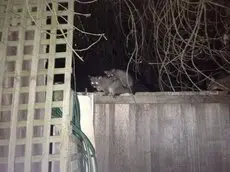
[7,1,28,171]
[23,0,43,171]
[41,1,57,171]
[59,0,74,171]
[0,0,86,171]
[78,94,96,148]
[0,0,11,141]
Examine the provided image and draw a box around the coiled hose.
[52,92,98,172]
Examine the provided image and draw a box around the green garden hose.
[52,92,98,172]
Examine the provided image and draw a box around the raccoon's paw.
[108,92,113,97]
[112,93,120,98]
[107,92,116,98]
[102,92,109,96]
[112,95,118,98]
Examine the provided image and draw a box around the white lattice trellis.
[0,0,86,172]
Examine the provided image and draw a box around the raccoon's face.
[104,69,115,77]
[89,76,99,87]
[88,76,103,90]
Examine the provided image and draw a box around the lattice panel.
[0,0,75,172]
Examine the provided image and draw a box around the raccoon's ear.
[88,75,92,79]
[98,76,102,79]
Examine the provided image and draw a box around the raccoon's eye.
[95,81,98,84]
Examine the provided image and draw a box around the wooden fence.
[94,92,230,172]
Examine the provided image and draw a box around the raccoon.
[104,69,134,89]
[88,75,130,97]
[89,76,106,92]
[207,75,230,91]
[108,81,130,96]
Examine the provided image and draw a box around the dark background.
[66,0,230,92]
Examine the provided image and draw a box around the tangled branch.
[113,0,230,91]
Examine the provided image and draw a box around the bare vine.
[25,0,106,62]
[113,0,230,91]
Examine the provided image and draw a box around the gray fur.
[104,69,134,88]
[89,75,130,97]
